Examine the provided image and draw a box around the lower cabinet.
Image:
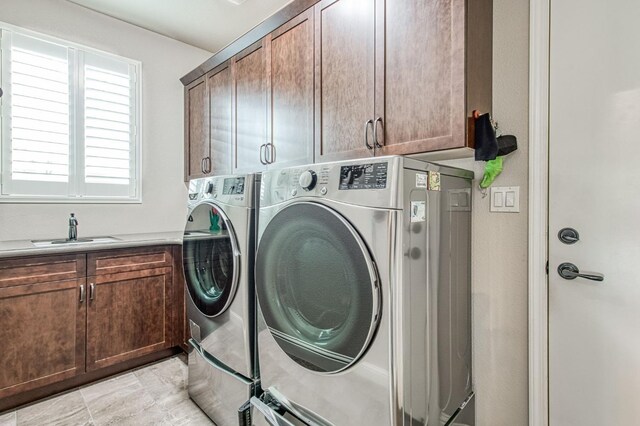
[0,245,182,410]
[86,267,172,371]
[0,278,86,399]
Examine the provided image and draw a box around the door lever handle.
[557,262,604,282]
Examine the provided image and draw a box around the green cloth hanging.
[479,156,504,189]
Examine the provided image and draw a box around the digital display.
[223,177,245,195]
[339,162,388,190]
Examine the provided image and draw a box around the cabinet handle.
[266,143,276,164]
[89,283,95,301]
[79,284,85,303]
[259,144,267,165]
[204,157,212,174]
[201,158,206,174]
[364,119,374,150]
[373,117,384,148]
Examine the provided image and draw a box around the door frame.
[528,0,550,425]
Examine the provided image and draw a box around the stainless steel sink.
[31,236,120,247]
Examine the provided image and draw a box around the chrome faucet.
[68,213,78,241]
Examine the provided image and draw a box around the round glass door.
[256,202,380,374]
[183,202,239,317]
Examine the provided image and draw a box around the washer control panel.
[222,177,245,195]
[339,163,388,190]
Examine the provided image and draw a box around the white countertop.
[0,231,183,259]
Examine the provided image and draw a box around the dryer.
[183,173,258,426]
[251,157,474,426]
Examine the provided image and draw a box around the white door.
[549,0,640,424]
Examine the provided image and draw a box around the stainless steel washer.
[183,173,258,425]
[251,157,474,426]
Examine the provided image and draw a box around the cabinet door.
[267,10,315,168]
[86,267,172,371]
[315,0,375,162]
[208,64,233,175]
[375,0,466,154]
[0,279,86,399]
[185,76,210,180]
[233,42,267,173]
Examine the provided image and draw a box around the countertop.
[0,231,183,259]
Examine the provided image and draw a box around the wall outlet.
[490,186,520,212]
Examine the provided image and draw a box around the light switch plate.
[491,186,520,212]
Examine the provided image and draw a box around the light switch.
[494,192,504,207]
[505,191,515,207]
[490,186,520,213]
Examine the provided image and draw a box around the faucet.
[68,213,78,241]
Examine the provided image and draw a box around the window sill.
[0,196,142,204]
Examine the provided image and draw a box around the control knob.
[299,170,317,191]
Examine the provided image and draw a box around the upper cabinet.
[233,11,315,173]
[375,0,492,155]
[208,63,233,176]
[315,0,375,162]
[184,76,209,181]
[182,0,491,180]
[376,0,464,153]
[233,42,268,173]
[268,9,315,168]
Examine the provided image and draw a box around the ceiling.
[67,0,293,53]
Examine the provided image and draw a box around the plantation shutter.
[1,31,71,196]
[80,52,137,197]
[0,27,140,201]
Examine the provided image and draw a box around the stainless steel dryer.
[183,174,258,426]
[251,157,473,426]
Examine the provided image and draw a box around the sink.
[183,231,211,237]
[31,236,120,247]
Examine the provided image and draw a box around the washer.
[183,173,258,425]
[251,157,474,426]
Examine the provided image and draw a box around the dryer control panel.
[338,163,388,190]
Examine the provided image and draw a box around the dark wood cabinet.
[268,9,315,167]
[314,0,375,162]
[375,0,491,155]
[185,76,210,180]
[86,247,174,370]
[0,254,86,399]
[86,268,172,371]
[208,63,233,176]
[0,245,181,409]
[182,0,492,173]
[233,41,268,173]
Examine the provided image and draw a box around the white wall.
[443,0,530,423]
[0,0,211,241]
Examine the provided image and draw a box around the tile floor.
[0,357,214,426]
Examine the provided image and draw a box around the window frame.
[0,21,142,204]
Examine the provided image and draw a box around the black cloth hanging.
[474,113,498,161]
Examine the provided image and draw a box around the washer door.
[183,202,240,317]
[256,202,380,374]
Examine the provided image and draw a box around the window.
[0,26,141,202]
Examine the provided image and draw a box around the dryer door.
[183,202,240,317]
[256,202,380,374]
